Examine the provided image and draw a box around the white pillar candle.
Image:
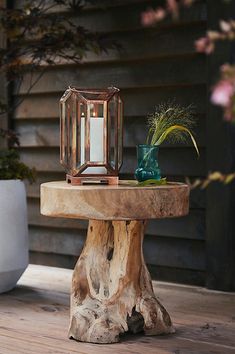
[81,116,107,174]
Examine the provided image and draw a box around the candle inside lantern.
[80,105,107,174]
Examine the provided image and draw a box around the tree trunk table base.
[68,219,174,344]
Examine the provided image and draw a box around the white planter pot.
[0,180,28,293]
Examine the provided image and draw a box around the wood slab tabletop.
[40,181,189,221]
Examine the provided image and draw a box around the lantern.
[60,87,123,185]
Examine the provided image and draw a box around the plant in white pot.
[0,129,35,293]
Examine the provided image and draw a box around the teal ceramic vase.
[135,144,161,182]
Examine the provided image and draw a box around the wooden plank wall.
[13,0,207,285]
[0,0,7,146]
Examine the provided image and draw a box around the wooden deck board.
[0,265,234,354]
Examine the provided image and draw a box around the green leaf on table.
[137,178,167,186]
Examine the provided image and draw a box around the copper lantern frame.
[60,86,123,185]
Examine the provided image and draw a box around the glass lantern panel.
[60,99,67,169]
[81,102,107,174]
[108,97,118,171]
[78,101,86,169]
[88,103,105,163]
[68,93,78,174]
[118,97,123,169]
[61,94,74,172]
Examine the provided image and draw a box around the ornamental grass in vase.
[135,102,199,185]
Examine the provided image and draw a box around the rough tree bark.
[68,219,174,344]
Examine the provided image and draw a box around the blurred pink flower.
[167,0,179,13]
[224,106,233,121]
[141,0,196,27]
[195,36,214,54]
[220,20,231,33]
[220,63,231,73]
[141,8,165,26]
[167,0,179,18]
[154,8,166,21]
[183,0,194,6]
[211,80,234,107]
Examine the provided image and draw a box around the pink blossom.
[182,0,194,6]
[195,36,214,54]
[167,0,179,18]
[211,80,234,107]
[207,30,221,40]
[224,106,233,122]
[220,20,231,33]
[154,8,166,21]
[220,63,231,73]
[141,8,166,26]
[167,0,178,12]
[141,9,156,26]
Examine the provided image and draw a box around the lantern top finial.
[62,86,120,102]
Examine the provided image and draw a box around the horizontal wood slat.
[19,146,205,176]
[70,24,206,64]
[29,251,78,270]
[29,226,86,256]
[15,115,206,148]
[14,86,207,119]
[28,199,205,240]
[22,24,207,66]
[28,254,205,284]
[148,265,205,285]
[28,226,205,270]
[144,234,205,270]
[17,55,206,95]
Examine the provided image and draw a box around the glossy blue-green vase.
[135,144,161,182]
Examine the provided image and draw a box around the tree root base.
[69,220,174,344]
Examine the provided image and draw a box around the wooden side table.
[40,181,189,344]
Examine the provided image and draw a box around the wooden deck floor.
[0,265,234,354]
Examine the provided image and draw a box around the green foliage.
[121,178,167,187]
[146,102,199,156]
[0,128,20,147]
[0,1,118,181]
[0,149,35,182]
[0,0,119,114]
[0,129,35,182]
[186,171,235,189]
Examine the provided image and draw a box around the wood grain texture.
[0,264,234,353]
[40,181,189,220]
[29,197,205,239]
[18,55,206,95]
[25,171,206,208]
[69,220,174,343]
